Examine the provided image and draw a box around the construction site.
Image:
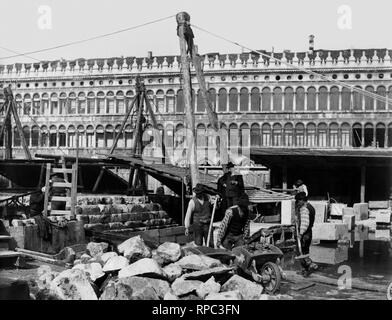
[0,9,391,302]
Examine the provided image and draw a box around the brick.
[312,222,349,241]
[310,244,348,265]
[353,203,368,221]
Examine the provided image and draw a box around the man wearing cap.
[295,192,318,276]
[293,179,308,196]
[225,162,245,208]
[184,183,214,247]
[216,193,250,250]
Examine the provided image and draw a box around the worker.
[217,163,230,220]
[184,183,214,247]
[295,192,318,276]
[216,192,250,250]
[29,187,46,217]
[293,179,308,196]
[225,162,245,207]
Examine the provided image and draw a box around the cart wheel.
[260,262,282,294]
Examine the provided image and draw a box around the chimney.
[308,35,315,54]
[147,51,153,59]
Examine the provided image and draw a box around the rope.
[191,24,392,107]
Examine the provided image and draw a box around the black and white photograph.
[0,0,391,308]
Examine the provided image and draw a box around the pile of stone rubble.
[30,235,293,300]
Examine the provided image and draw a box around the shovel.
[295,220,309,260]
[206,197,218,247]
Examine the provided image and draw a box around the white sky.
[1,0,392,64]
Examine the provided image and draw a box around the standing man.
[217,163,231,220]
[225,162,245,207]
[184,183,214,247]
[295,192,318,276]
[293,179,308,196]
[216,193,250,250]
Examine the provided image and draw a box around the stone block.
[281,200,294,225]
[312,222,349,241]
[374,228,391,240]
[353,203,369,221]
[354,225,369,241]
[371,210,391,224]
[310,244,348,265]
[308,201,328,223]
[342,214,355,231]
[368,201,389,210]
[342,207,354,217]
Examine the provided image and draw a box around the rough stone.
[221,275,263,300]
[183,266,233,281]
[163,263,183,282]
[205,290,243,300]
[36,265,59,291]
[80,253,92,264]
[117,235,152,262]
[156,242,181,264]
[151,249,165,266]
[164,291,179,300]
[171,277,203,296]
[103,255,129,272]
[259,294,294,300]
[86,242,109,259]
[196,276,221,299]
[49,269,98,300]
[175,254,223,271]
[100,251,118,264]
[118,258,166,279]
[72,263,105,282]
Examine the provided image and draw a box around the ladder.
[43,163,77,218]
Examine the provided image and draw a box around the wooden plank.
[0,250,19,258]
[70,163,77,217]
[50,210,72,216]
[52,168,73,174]
[50,196,71,202]
[43,163,51,217]
[52,182,72,188]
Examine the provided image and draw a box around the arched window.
[341,88,351,110]
[125,90,134,113]
[40,125,49,147]
[329,122,339,147]
[86,125,94,148]
[262,87,271,111]
[106,91,115,114]
[250,123,261,147]
[208,88,217,112]
[353,87,363,110]
[13,127,21,147]
[365,86,374,110]
[306,123,316,147]
[77,125,85,148]
[59,93,67,115]
[125,124,133,148]
[58,125,66,147]
[364,123,374,147]
[67,92,76,115]
[196,90,204,112]
[389,86,392,111]
[296,87,305,111]
[375,123,386,148]
[96,125,104,148]
[164,124,174,151]
[240,88,249,111]
[352,123,362,148]
[15,94,22,115]
[176,89,184,113]
[240,123,250,148]
[146,90,154,112]
[23,94,31,115]
[23,126,30,146]
[32,93,40,115]
[218,88,227,112]
[96,92,105,114]
[341,123,351,147]
[49,125,57,147]
[105,124,114,148]
[317,123,328,147]
[284,87,294,111]
[250,88,260,111]
[116,91,125,114]
[229,123,239,147]
[283,123,293,146]
[318,87,328,111]
[78,92,86,114]
[273,87,282,111]
[166,90,175,113]
[307,87,316,111]
[295,123,305,147]
[261,123,271,146]
[272,123,282,146]
[113,124,124,148]
[31,126,39,147]
[174,123,185,150]
[229,88,238,112]
[87,92,95,114]
[196,124,206,148]
[388,123,392,147]
[50,93,58,115]
[156,90,164,114]
[42,93,49,115]
[330,87,340,111]
[68,125,76,147]
[376,86,386,110]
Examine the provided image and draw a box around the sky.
[1,0,392,64]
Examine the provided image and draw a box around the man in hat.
[295,191,318,276]
[293,179,308,196]
[216,192,250,250]
[217,163,231,220]
[225,162,245,208]
[184,183,214,247]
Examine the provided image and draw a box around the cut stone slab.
[342,215,355,231]
[72,263,105,282]
[342,207,354,217]
[196,276,221,299]
[372,209,391,224]
[175,254,223,271]
[309,201,328,223]
[310,244,348,265]
[171,277,203,296]
[49,269,98,300]
[118,258,166,279]
[221,275,263,300]
[86,242,109,259]
[312,223,349,241]
[100,277,160,300]
[182,266,233,281]
[103,255,129,272]
[163,263,183,282]
[353,203,369,221]
[368,201,389,210]
[156,242,181,264]
[375,228,391,240]
[117,235,152,262]
[205,290,243,300]
[100,251,118,264]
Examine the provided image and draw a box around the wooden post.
[176,12,199,188]
[3,101,12,159]
[360,165,366,203]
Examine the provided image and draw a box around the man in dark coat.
[225,162,245,207]
[217,163,231,220]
